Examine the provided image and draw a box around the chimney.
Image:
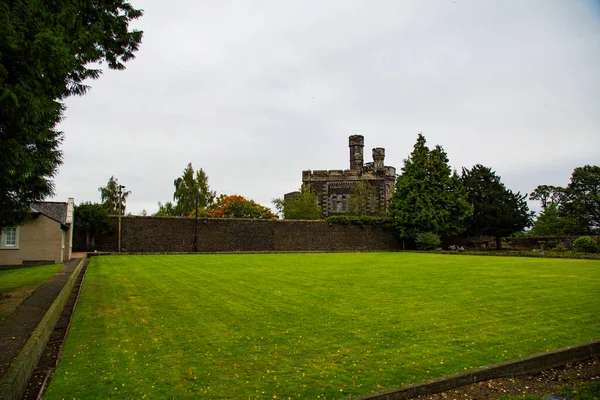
[66,198,74,225]
[349,135,364,172]
[373,148,385,171]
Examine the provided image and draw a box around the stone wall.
[73,216,402,253]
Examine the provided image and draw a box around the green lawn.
[45,253,600,399]
[0,263,62,322]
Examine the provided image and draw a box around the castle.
[296,135,397,217]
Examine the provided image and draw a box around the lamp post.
[118,185,125,252]
[194,193,199,253]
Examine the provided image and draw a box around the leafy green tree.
[0,1,143,230]
[272,190,322,220]
[528,203,579,236]
[74,202,114,250]
[530,165,599,234]
[388,134,472,239]
[153,201,178,217]
[172,163,215,216]
[562,165,600,233]
[529,185,564,210]
[202,195,277,219]
[99,176,130,215]
[348,179,376,216]
[461,164,533,249]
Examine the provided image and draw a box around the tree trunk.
[495,236,502,250]
[86,232,96,251]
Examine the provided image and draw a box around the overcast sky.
[50,0,600,216]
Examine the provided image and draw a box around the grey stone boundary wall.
[0,257,86,400]
[73,216,402,253]
[353,339,600,400]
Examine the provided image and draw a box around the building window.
[341,196,348,212]
[331,196,338,212]
[1,227,18,248]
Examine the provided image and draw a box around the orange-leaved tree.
[192,195,278,219]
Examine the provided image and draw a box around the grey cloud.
[50,0,600,216]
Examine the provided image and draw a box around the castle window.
[331,196,338,212]
[341,196,348,212]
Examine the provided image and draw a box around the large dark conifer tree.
[389,134,472,240]
[462,164,533,249]
[0,1,143,229]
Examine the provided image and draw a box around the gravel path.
[414,357,600,399]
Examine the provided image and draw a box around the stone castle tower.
[298,135,396,217]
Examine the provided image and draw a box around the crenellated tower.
[297,135,396,217]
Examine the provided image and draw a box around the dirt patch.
[414,357,600,399]
[0,288,36,322]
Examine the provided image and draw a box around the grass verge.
[0,264,63,322]
[45,253,600,399]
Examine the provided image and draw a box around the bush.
[573,236,598,253]
[326,215,392,227]
[415,232,441,251]
[552,243,568,253]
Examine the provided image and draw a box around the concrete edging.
[353,339,600,400]
[0,257,87,400]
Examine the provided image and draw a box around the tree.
[528,203,579,236]
[153,201,178,217]
[0,1,143,230]
[388,134,472,239]
[562,165,600,233]
[530,165,599,234]
[461,164,533,249]
[202,195,277,219]
[172,163,215,216]
[74,202,114,250]
[99,176,130,215]
[529,185,565,210]
[272,190,322,220]
[348,179,376,216]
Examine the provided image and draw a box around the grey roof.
[30,202,68,225]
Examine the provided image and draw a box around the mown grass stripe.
[45,253,600,399]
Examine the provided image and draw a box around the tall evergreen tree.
[99,176,130,215]
[172,163,216,216]
[388,134,472,239]
[562,165,600,233]
[529,203,579,236]
[0,1,143,230]
[461,164,533,248]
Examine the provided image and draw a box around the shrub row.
[326,215,393,228]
